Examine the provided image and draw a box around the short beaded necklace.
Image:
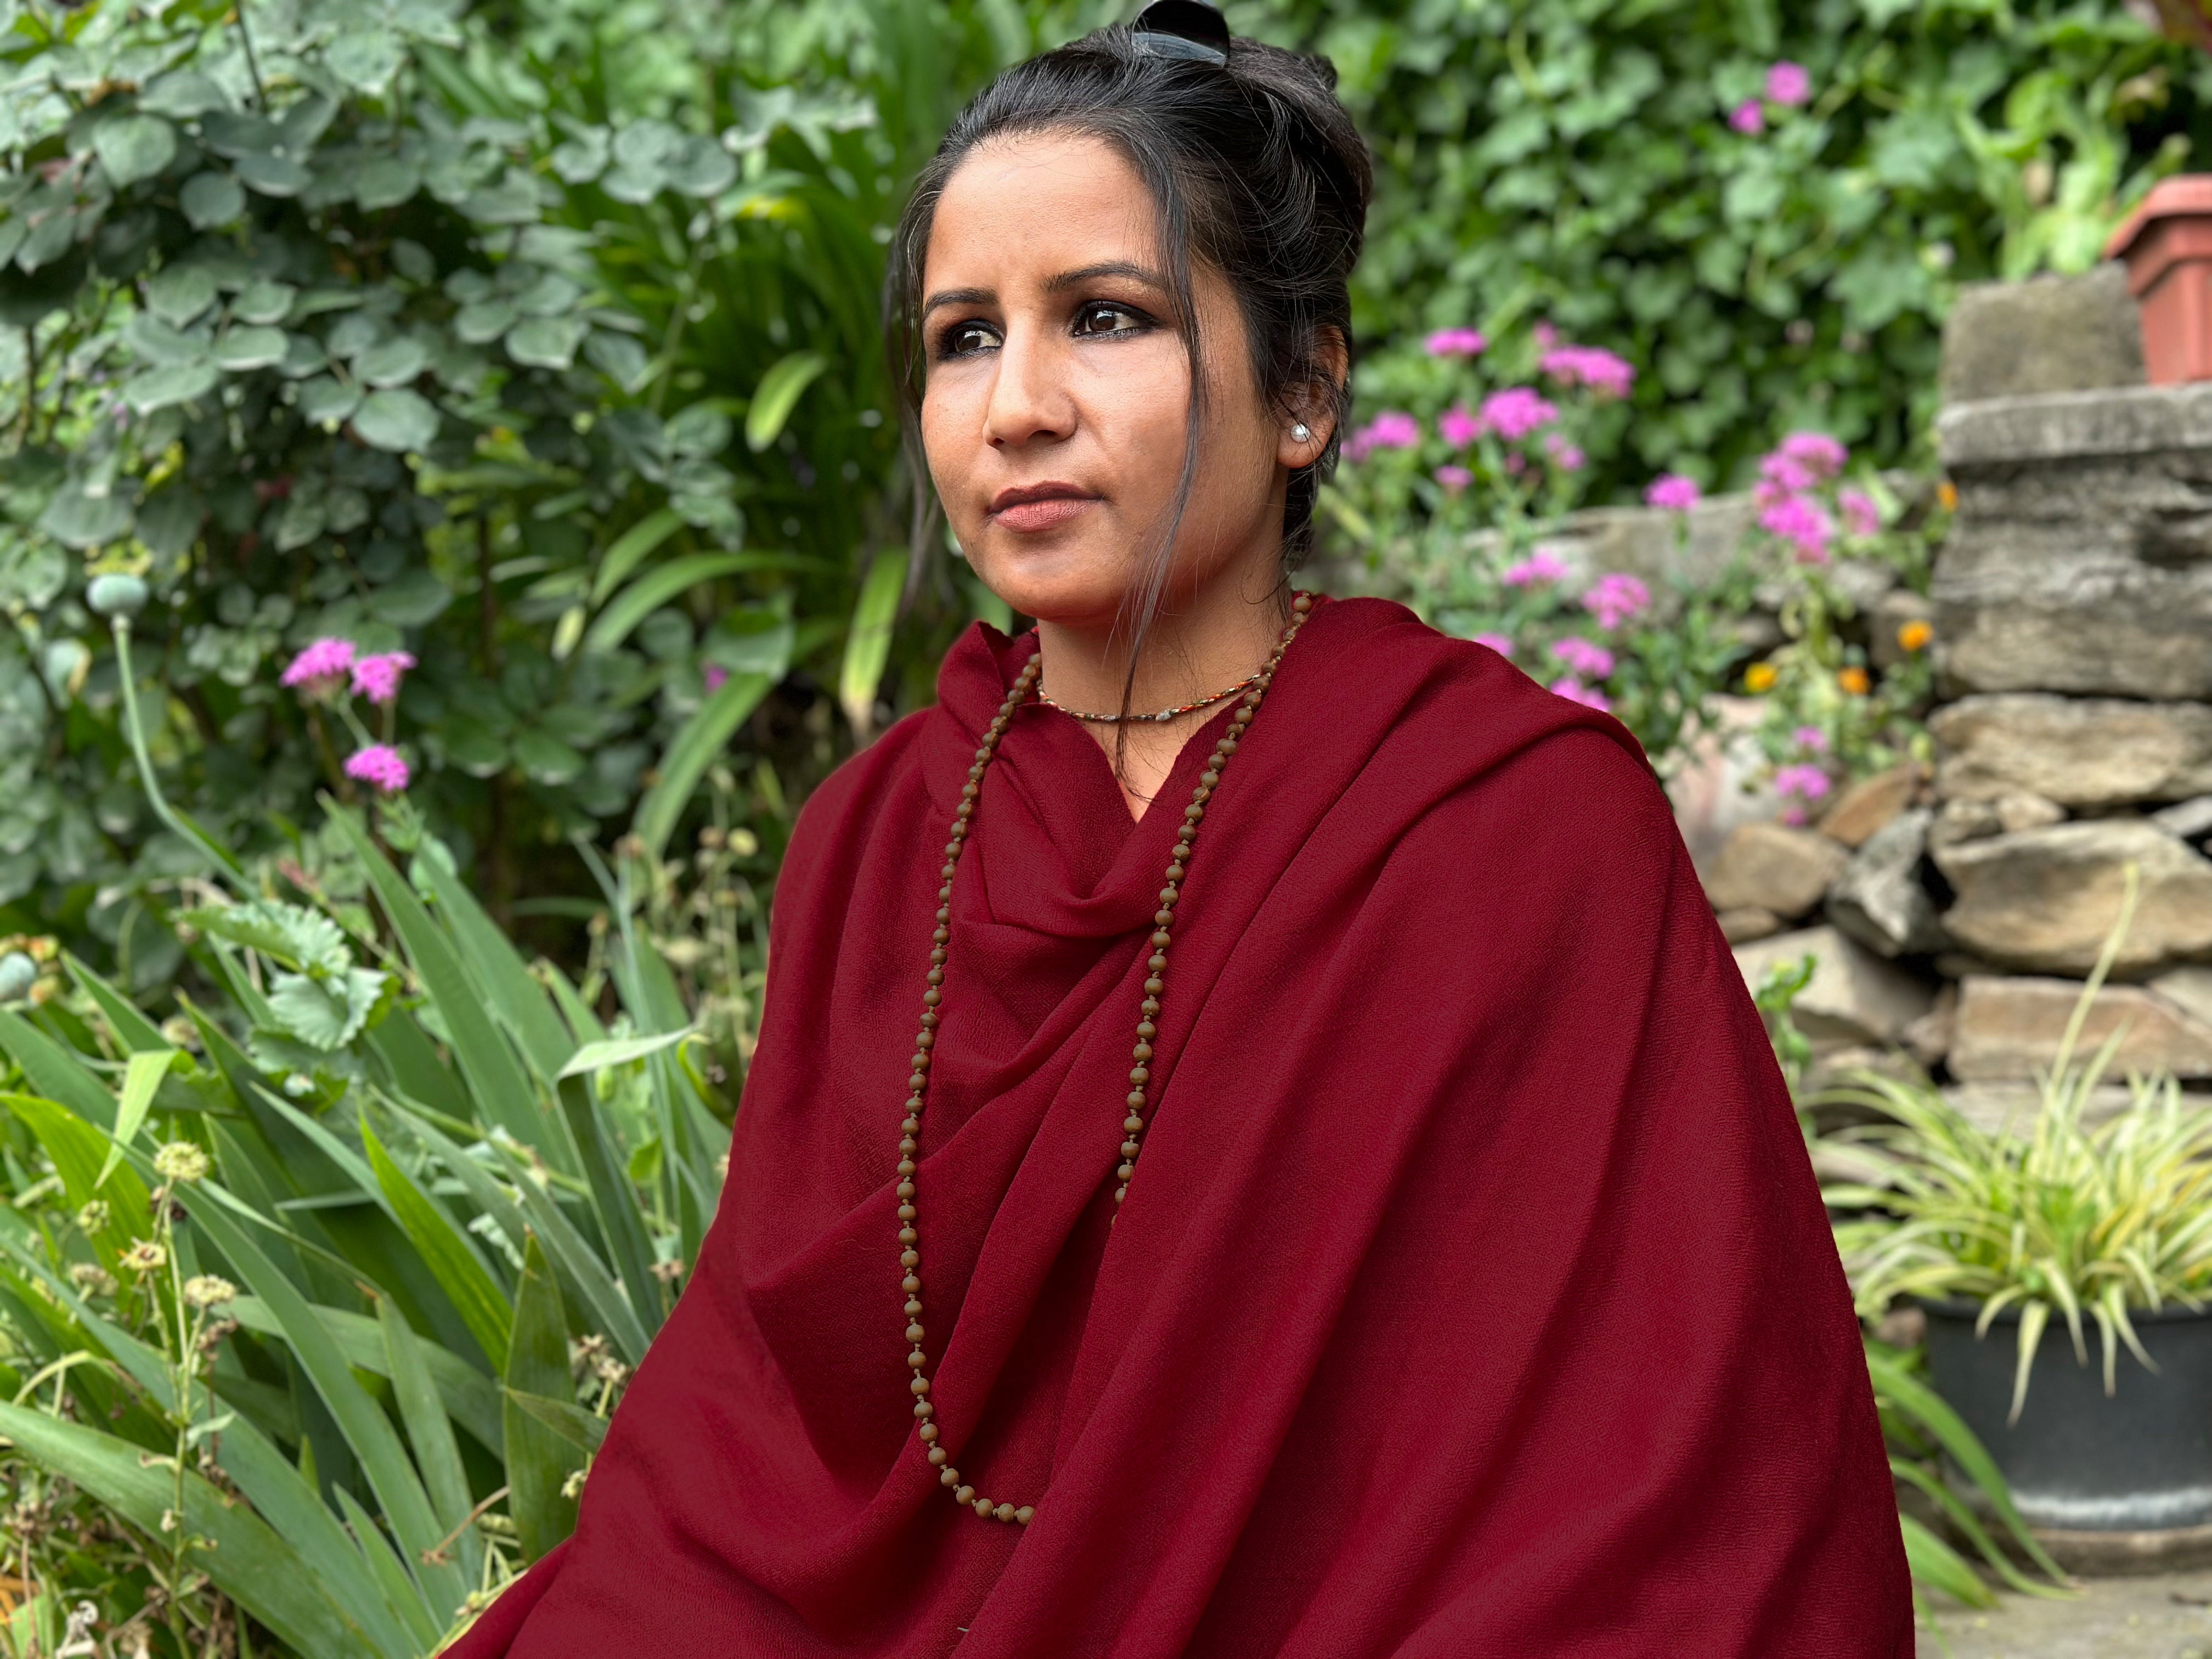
[1037,671,1260,725]
[895,592,1315,1528]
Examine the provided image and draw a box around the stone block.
[1702,821,1852,918]
[1819,763,1922,847]
[1943,1082,2137,1136]
[1717,906,1782,944]
[1665,696,1779,873]
[1931,693,2212,807]
[1932,384,2212,699]
[1827,808,1946,958]
[1931,819,2212,975]
[1940,264,2146,405]
[1870,589,1934,672]
[1949,974,2212,1082]
[2154,796,2212,842]
[1733,925,1935,1047]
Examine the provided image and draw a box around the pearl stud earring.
[1291,422,1312,443]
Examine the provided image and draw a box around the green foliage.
[1251,0,2207,495]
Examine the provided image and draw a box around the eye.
[936,320,1000,360]
[1073,301,1150,338]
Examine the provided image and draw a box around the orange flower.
[1937,479,1958,512]
[1744,662,1778,694]
[1897,619,1932,653]
[1838,666,1870,696]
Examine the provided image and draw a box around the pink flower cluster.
[1753,430,1852,564]
[351,650,415,706]
[1476,387,1558,443]
[1435,464,1473,492]
[1501,548,1571,587]
[1439,404,1482,448]
[1582,572,1651,631]
[1731,61,1812,134]
[279,639,417,706]
[1344,410,1421,461]
[1550,636,1615,680]
[1839,487,1881,537]
[1550,677,1611,713]
[1539,346,1634,399]
[1774,762,1831,824]
[345,744,411,794]
[1542,432,1584,472]
[1425,328,1487,358]
[1473,632,1514,658]
[1644,473,1701,512]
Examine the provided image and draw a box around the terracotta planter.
[2106,176,2212,384]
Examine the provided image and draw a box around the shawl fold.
[449,596,1911,1658]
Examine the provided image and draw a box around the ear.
[1277,325,1350,469]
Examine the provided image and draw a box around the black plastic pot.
[1921,1296,2212,1532]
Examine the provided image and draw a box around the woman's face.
[918,131,1324,631]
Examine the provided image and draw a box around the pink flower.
[704,664,731,692]
[348,650,416,706]
[1774,763,1832,802]
[280,637,356,692]
[1766,61,1812,107]
[1759,495,1834,564]
[1839,487,1881,537]
[1549,676,1612,713]
[1538,346,1635,398]
[345,744,411,794]
[1472,632,1515,658]
[1434,464,1474,492]
[1345,410,1421,461]
[1438,404,1482,448]
[1792,725,1830,753]
[1501,548,1571,588]
[1547,440,1585,472]
[1729,99,1765,135]
[1550,636,1616,679]
[1757,452,1816,502]
[1644,473,1702,512]
[1476,387,1559,442]
[1532,321,1559,350]
[1583,572,1652,630]
[1425,328,1487,358]
[1778,430,1848,480]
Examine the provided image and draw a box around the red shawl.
[450,596,1910,1658]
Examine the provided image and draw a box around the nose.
[983,324,1073,452]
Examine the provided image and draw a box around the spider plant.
[1822,866,2212,1424]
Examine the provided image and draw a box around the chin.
[967,541,1135,628]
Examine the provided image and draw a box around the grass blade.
[504,1233,584,1562]
[364,1117,514,1363]
[629,669,772,862]
[379,1297,486,1587]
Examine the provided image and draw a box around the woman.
[449,5,1912,1654]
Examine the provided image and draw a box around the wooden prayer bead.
[891,604,1310,1527]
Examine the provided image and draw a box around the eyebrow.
[920,262,1170,318]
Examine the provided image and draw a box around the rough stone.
[1732,926,1936,1047]
[2154,965,2212,1028]
[1943,1081,2139,1136]
[2154,795,2212,842]
[1827,808,1947,957]
[1702,821,1852,918]
[1930,797,2006,850]
[1949,974,2212,1082]
[1931,693,2212,806]
[1902,983,1959,1069]
[1870,588,1935,672]
[1819,763,1922,848]
[1931,819,2212,974]
[1932,385,2212,701]
[1716,906,1782,944]
[1939,263,2146,405]
[1994,791,2066,834]
[1664,696,1781,872]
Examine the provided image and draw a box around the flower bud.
[86,573,150,618]
[0,951,34,1002]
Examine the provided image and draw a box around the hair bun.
[1131,1,1231,63]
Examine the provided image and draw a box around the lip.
[988,482,1099,534]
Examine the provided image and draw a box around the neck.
[1032,574,1288,719]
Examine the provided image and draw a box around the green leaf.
[95,1048,179,1188]
[229,1294,503,1453]
[514,729,586,786]
[124,358,219,413]
[298,375,363,427]
[146,263,217,326]
[215,324,289,371]
[364,1116,514,1365]
[180,171,246,229]
[504,1387,610,1455]
[37,486,134,549]
[179,900,351,973]
[0,1406,388,1659]
[353,388,441,453]
[630,672,771,861]
[354,155,422,212]
[410,850,577,1083]
[356,336,428,388]
[93,115,177,185]
[0,1008,118,1128]
[745,350,827,451]
[589,507,685,606]
[139,70,230,119]
[64,952,172,1053]
[379,1297,486,1587]
[236,149,312,198]
[557,1029,697,1080]
[585,554,794,654]
[232,278,297,325]
[504,1233,585,1563]
[454,299,517,345]
[839,548,907,736]
[505,315,588,370]
[265,967,388,1050]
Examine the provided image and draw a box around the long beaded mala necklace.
[894,591,1315,1528]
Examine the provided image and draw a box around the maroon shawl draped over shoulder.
[449,596,1910,1658]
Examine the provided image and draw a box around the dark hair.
[884,5,1370,699]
